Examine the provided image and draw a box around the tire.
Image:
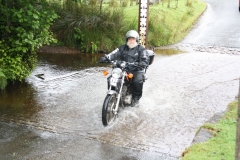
[102,94,117,126]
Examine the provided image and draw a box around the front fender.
[107,90,117,95]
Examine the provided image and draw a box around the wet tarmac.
[181,0,240,48]
[1,0,240,159]
[1,122,175,160]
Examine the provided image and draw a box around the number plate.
[110,78,118,87]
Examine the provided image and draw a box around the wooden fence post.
[236,79,240,160]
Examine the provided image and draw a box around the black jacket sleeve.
[138,45,149,67]
[105,46,123,60]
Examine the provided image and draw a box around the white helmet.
[125,30,139,43]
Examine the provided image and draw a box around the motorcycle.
[101,50,155,126]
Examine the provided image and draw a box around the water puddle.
[37,52,103,71]
[0,52,104,125]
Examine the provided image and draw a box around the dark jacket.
[107,44,149,71]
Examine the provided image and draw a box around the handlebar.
[99,55,145,69]
[112,60,145,69]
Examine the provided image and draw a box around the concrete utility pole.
[236,79,240,160]
[138,0,149,48]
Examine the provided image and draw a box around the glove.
[138,61,147,67]
[99,56,107,63]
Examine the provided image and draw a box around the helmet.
[125,30,139,43]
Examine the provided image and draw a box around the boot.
[131,98,140,108]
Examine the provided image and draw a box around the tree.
[0,0,58,90]
[167,0,170,8]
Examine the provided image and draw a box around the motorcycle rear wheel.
[102,94,117,126]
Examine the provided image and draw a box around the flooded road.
[1,0,240,159]
[0,52,180,159]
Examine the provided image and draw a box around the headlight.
[112,68,122,78]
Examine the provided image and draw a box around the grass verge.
[181,101,238,160]
[122,0,207,46]
[51,0,207,52]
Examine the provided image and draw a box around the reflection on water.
[37,52,103,71]
[0,52,103,123]
[0,81,41,119]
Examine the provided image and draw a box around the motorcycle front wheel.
[102,94,117,126]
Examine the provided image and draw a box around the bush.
[148,10,172,46]
[0,69,7,90]
[0,0,58,89]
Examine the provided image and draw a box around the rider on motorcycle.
[99,30,149,107]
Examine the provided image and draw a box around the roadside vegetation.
[0,0,58,90]
[0,0,206,89]
[50,0,206,52]
[123,0,206,46]
[181,101,238,160]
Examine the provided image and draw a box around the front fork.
[113,72,126,115]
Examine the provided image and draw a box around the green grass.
[122,0,206,46]
[50,0,206,51]
[181,101,238,160]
